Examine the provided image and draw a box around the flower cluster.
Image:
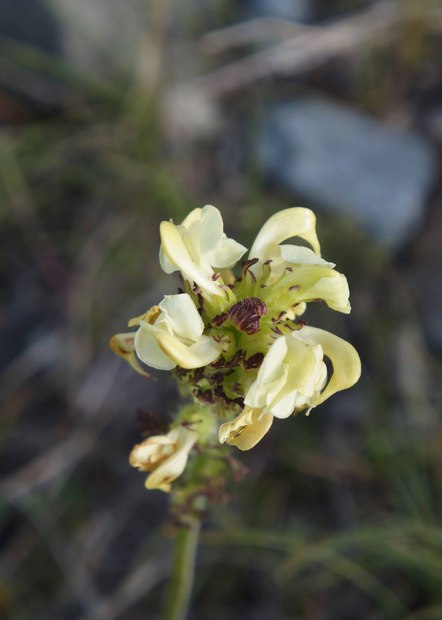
[111,206,361,492]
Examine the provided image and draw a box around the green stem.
[161,519,200,620]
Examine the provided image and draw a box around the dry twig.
[171,2,441,101]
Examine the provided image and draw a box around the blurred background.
[0,0,441,618]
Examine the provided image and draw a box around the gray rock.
[47,0,146,76]
[0,0,60,52]
[261,98,437,249]
[243,0,314,22]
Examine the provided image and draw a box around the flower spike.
[111,205,361,490]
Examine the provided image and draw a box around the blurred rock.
[0,0,60,53]
[47,0,146,76]
[0,0,63,107]
[242,0,314,22]
[394,322,437,434]
[427,107,442,143]
[260,98,437,249]
[411,266,442,356]
[165,85,223,141]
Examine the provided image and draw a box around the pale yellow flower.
[159,205,246,297]
[248,207,350,313]
[249,207,321,268]
[263,263,351,314]
[219,326,361,450]
[129,426,198,492]
[134,293,223,370]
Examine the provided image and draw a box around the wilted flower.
[219,407,273,451]
[129,426,198,492]
[109,332,150,377]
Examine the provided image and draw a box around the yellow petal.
[280,245,334,267]
[135,322,177,371]
[198,206,247,267]
[155,330,222,369]
[250,207,321,259]
[299,326,361,405]
[109,333,151,378]
[271,338,323,418]
[219,407,273,451]
[181,207,203,228]
[245,337,288,408]
[160,221,223,296]
[283,265,351,314]
[196,205,225,256]
[160,294,204,341]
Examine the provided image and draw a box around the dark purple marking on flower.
[194,388,215,404]
[210,355,226,368]
[212,335,225,344]
[285,266,293,273]
[211,272,221,281]
[211,312,228,328]
[242,258,259,283]
[272,311,287,323]
[244,352,264,369]
[226,349,244,369]
[271,326,283,335]
[192,285,205,313]
[289,285,300,292]
[210,349,245,370]
[194,367,205,382]
[263,259,273,267]
[193,379,244,407]
[228,297,267,335]
[209,372,226,386]
[242,257,259,273]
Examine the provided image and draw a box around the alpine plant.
[111,206,361,496]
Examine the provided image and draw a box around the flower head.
[129,426,198,492]
[112,205,361,491]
